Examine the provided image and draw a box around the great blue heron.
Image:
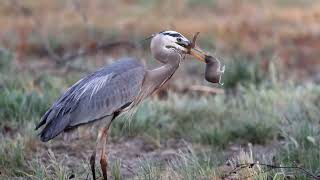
[35,31,224,180]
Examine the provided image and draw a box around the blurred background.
[1,0,320,179]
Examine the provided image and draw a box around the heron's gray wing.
[36,58,145,142]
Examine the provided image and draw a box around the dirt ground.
[31,131,280,179]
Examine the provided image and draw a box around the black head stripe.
[161,32,183,38]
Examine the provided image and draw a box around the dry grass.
[1,48,320,179]
[1,1,320,179]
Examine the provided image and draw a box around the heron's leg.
[99,127,109,180]
[90,127,107,180]
[90,150,96,180]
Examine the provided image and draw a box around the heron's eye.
[176,38,182,42]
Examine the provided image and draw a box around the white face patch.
[159,31,190,52]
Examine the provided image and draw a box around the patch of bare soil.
[33,134,192,179]
[31,131,281,179]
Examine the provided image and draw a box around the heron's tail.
[35,109,52,130]
[36,109,71,142]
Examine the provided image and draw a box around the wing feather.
[36,58,145,141]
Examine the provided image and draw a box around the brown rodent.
[204,55,225,85]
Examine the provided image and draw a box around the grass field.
[1,0,320,179]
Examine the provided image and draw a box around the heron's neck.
[142,53,181,97]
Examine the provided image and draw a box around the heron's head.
[150,30,208,64]
[150,31,191,63]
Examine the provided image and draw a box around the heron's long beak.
[189,46,206,62]
[186,32,207,62]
